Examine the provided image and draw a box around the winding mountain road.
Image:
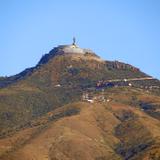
[107,77,155,83]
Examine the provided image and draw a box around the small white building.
[55,84,61,87]
[87,99,94,103]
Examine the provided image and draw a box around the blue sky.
[0,0,160,79]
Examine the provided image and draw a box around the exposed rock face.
[106,60,139,71]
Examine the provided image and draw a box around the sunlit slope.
[0,49,154,133]
[0,45,160,160]
[0,98,160,160]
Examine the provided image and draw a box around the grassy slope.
[0,96,160,160]
[0,54,150,134]
[0,52,160,159]
[0,92,160,160]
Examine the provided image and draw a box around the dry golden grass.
[0,99,159,160]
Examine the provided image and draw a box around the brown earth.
[0,97,160,160]
[0,46,160,160]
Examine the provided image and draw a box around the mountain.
[0,43,160,160]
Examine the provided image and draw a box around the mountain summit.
[38,40,102,66]
[0,39,157,89]
[0,41,160,160]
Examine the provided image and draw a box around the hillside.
[0,87,160,160]
[0,43,160,160]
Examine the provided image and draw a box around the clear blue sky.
[0,0,160,79]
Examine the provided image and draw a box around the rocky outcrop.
[106,60,139,71]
